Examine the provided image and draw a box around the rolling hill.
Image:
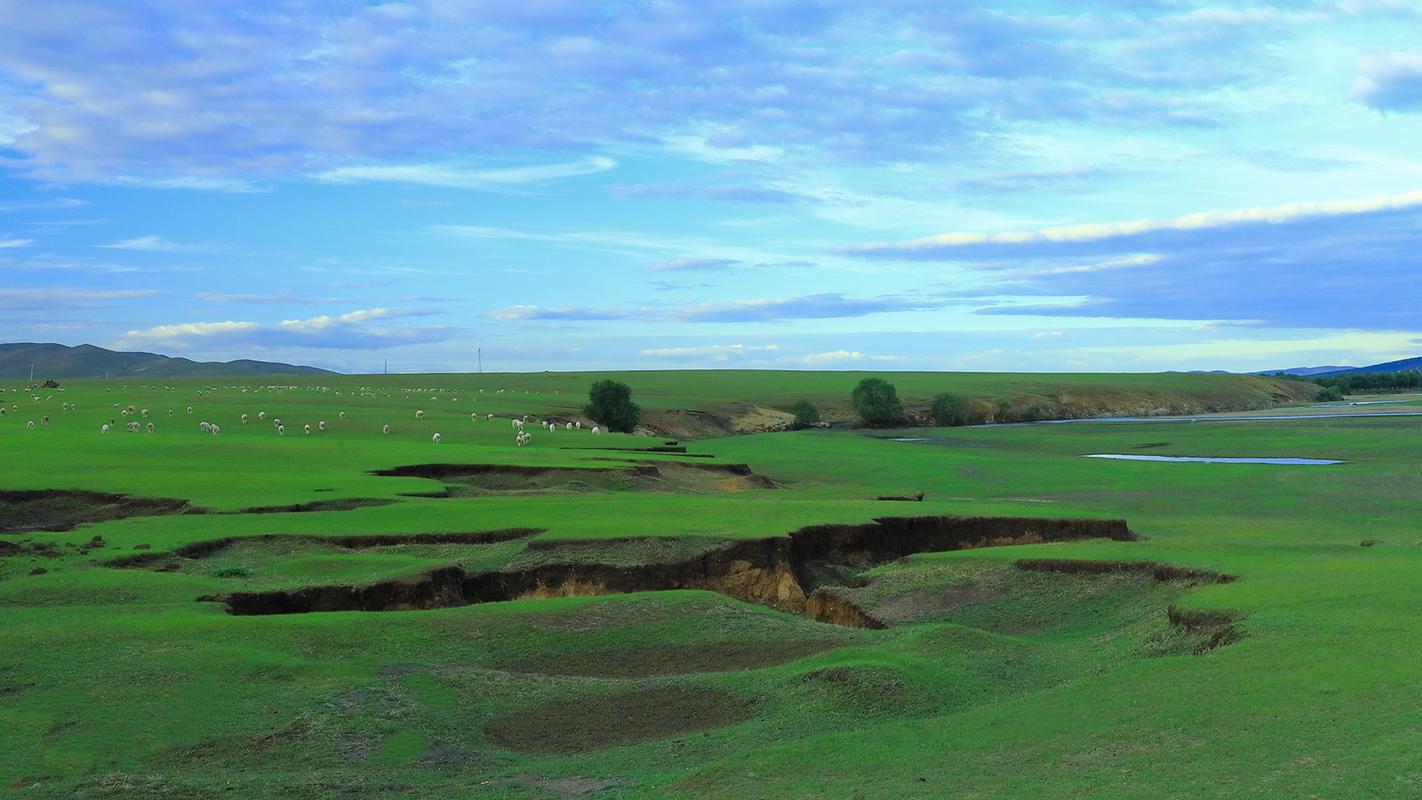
[0,342,332,380]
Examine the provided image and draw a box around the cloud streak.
[117,308,455,350]
[315,156,617,189]
[842,188,1422,258]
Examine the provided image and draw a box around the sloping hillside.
[0,343,331,380]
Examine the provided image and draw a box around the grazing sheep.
[241,413,249,424]
[101,424,110,434]
[470,412,479,422]
[304,424,311,435]
[515,430,531,446]
[128,422,140,432]
[200,421,211,432]
[487,413,494,421]
[41,416,50,426]
[575,421,581,429]
[338,411,346,420]
[382,424,390,434]
[210,424,220,437]
[432,432,442,444]
[140,408,149,418]
[146,423,155,433]
[168,409,174,417]
[186,406,193,415]
[257,411,266,420]
[277,425,285,435]
[565,422,573,430]
[318,420,326,432]
[592,426,601,435]
[25,420,34,430]
[273,418,282,428]
[416,410,425,420]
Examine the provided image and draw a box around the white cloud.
[802,350,900,364]
[640,343,780,361]
[0,238,34,248]
[99,235,182,252]
[846,188,1422,255]
[315,156,616,189]
[117,308,455,350]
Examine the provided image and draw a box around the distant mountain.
[1249,365,1355,377]
[1250,356,1422,377]
[0,343,333,380]
[1324,356,1422,375]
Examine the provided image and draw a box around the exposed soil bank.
[1014,558,1235,585]
[1167,604,1244,652]
[213,515,1135,627]
[233,498,397,514]
[0,489,200,533]
[1014,558,1243,651]
[372,460,775,494]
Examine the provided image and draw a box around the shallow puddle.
[1084,454,1343,465]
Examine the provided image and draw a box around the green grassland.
[1,371,1417,798]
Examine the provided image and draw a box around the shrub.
[207,567,251,579]
[584,380,641,433]
[789,400,821,429]
[930,393,971,426]
[1316,385,1344,402]
[851,378,904,427]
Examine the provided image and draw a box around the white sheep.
[304,424,311,435]
[382,424,390,434]
[257,411,266,420]
[318,420,327,432]
[168,409,174,417]
[210,424,220,437]
[338,411,346,420]
[25,420,34,430]
[241,413,249,424]
[416,410,425,420]
[277,425,285,435]
[592,426,601,435]
[101,424,110,434]
[140,408,149,418]
[186,406,193,415]
[146,423,155,433]
[273,418,282,428]
[575,421,581,430]
[200,421,211,432]
[565,422,573,430]
[487,413,494,421]
[432,432,442,444]
[470,412,479,422]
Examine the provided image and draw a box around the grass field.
[1,371,1417,798]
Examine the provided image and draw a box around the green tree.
[584,380,641,432]
[930,392,971,426]
[789,400,821,429]
[851,378,904,427]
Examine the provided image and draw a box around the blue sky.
[2,1,1421,373]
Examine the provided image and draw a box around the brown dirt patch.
[498,639,842,678]
[486,686,756,754]
[0,489,199,533]
[235,498,396,514]
[870,580,1005,623]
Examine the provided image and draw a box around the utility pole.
[478,348,482,374]
[383,360,387,375]
[30,363,34,382]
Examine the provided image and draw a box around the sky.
[2,1,1421,374]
